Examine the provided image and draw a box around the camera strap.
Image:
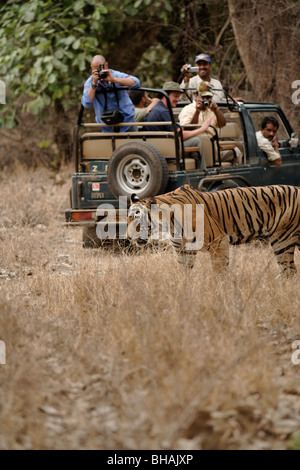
[102,83,120,111]
[100,83,124,132]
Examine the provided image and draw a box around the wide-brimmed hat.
[162,81,182,92]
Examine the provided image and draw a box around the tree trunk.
[228,0,300,128]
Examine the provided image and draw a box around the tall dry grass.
[0,165,300,450]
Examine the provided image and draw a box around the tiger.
[127,184,300,276]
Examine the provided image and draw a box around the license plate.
[91,192,105,199]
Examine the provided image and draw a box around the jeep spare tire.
[107,141,169,199]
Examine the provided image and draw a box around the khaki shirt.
[179,103,217,135]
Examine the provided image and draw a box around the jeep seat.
[80,131,178,161]
[199,122,243,167]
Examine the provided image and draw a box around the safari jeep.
[64,87,300,247]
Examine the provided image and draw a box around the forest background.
[0,0,299,168]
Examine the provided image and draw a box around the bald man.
[81,55,140,132]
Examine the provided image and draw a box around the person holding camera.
[179,82,243,165]
[179,82,226,128]
[180,53,225,102]
[144,81,213,169]
[81,55,140,132]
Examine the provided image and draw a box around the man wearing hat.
[179,82,243,164]
[180,53,225,102]
[144,81,213,169]
[179,82,226,128]
[144,81,183,131]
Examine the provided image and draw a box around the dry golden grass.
[1,165,300,450]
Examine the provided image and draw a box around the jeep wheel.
[107,141,169,199]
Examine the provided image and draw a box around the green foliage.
[0,0,174,129]
[133,45,174,88]
[117,0,172,22]
[290,430,300,450]
[0,0,108,127]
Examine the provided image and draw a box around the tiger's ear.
[131,193,140,203]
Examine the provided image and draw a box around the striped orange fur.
[128,184,300,276]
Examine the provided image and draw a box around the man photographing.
[81,55,140,132]
[179,82,226,128]
[180,53,225,102]
[179,82,243,165]
[144,81,212,169]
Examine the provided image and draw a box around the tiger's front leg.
[178,251,197,269]
[171,237,197,269]
[177,251,198,269]
[273,243,297,277]
[209,237,230,274]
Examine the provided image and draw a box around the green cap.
[162,81,182,92]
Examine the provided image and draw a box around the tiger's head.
[127,194,155,245]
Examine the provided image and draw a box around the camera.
[97,65,108,79]
[203,99,211,107]
[184,65,199,73]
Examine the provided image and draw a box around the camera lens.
[97,66,107,79]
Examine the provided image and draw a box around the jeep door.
[249,108,300,186]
